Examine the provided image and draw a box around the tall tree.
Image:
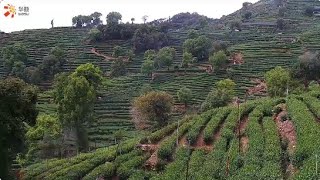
[2,43,29,74]
[53,63,103,151]
[133,91,173,127]
[209,51,228,70]
[296,51,320,87]
[106,12,122,25]
[183,35,212,61]
[90,12,103,26]
[265,66,291,97]
[0,77,38,179]
[177,87,192,107]
[201,79,236,111]
[157,47,176,70]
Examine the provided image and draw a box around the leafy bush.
[203,107,231,143]
[183,35,212,61]
[117,156,148,179]
[88,28,102,42]
[82,162,115,180]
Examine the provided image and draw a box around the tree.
[0,77,38,179]
[142,15,148,24]
[12,61,26,78]
[2,43,28,73]
[278,7,286,17]
[141,60,154,77]
[24,115,62,162]
[110,59,127,77]
[243,2,252,8]
[276,18,285,30]
[24,66,42,84]
[212,41,228,53]
[177,87,192,107]
[265,66,291,97]
[230,20,242,31]
[182,52,193,69]
[244,12,252,19]
[157,47,175,70]
[112,46,125,58]
[305,7,314,17]
[201,79,235,111]
[209,51,228,70]
[90,12,103,26]
[183,35,212,61]
[131,18,135,24]
[133,91,173,127]
[296,51,320,86]
[88,28,102,42]
[71,63,103,89]
[106,12,122,25]
[72,15,92,28]
[144,49,157,61]
[132,25,168,52]
[187,30,199,39]
[39,46,66,80]
[53,64,102,151]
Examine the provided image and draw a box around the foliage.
[201,79,236,111]
[23,66,42,84]
[139,84,153,95]
[243,12,252,19]
[183,35,212,61]
[265,66,291,97]
[133,91,173,127]
[112,46,126,58]
[88,28,102,42]
[203,107,230,143]
[186,115,211,145]
[0,77,38,179]
[276,18,285,30]
[71,63,103,90]
[39,46,66,80]
[132,25,168,52]
[230,20,242,31]
[181,51,192,69]
[82,162,114,180]
[141,60,154,76]
[157,121,193,160]
[278,7,286,17]
[209,50,228,70]
[106,12,122,25]
[2,43,29,74]
[177,87,192,106]
[110,59,127,77]
[157,47,175,70]
[144,49,157,61]
[187,29,199,39]
[295,51,320,85]
[90,12,103,26]
[287,97,320,178]
[72,15,92,28]
[212,41,228,53]
[24,115,62,162]
[305,7,314,17]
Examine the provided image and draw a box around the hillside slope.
[1,0,320,148]
[21,90,320,179]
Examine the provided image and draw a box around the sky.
[0,0,259,33]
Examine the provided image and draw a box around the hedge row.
[82,162,115,180]
[146,116,191,144]
[203,107,231,144]
[287,97,320,179]
[117,155,149,179]
[157,120,195,160]
[153,147,190,180]
[186,113,214,145]
[302,95,320,119]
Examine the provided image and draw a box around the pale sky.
[0,0,259,33]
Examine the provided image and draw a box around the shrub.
[177,87,192,106]
[82,162,115,180]
[209,51,228,70]
[88,28,102,42]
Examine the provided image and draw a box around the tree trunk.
[0,139,9,180]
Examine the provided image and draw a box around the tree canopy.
[0,77,38,179]
[265,66,291,97]
[201,79,236,111]
[177,87,192,106]
[183,35,212,61]
[106,12,122,25]
[157,47,176,70]
[209,51,228,70]
[133,91,173,127]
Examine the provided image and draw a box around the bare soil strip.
[273,105,297,179]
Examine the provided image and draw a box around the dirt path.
[236,115,250,153]
[193,129,213,151]
[273,105,297,178]
[91,48,117,61]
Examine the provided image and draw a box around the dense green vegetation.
[1,0,320,178]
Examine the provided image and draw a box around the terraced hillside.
[21,90,320,179]
[1,0,320,148]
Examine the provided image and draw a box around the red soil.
[193,129,213,151]
[236,115,250,153]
